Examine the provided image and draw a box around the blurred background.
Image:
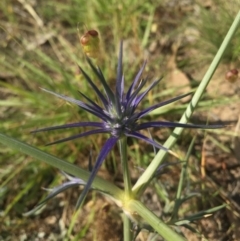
[1,0,240,240]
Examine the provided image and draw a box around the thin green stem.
[133,10,240,197]
[172,137,195,220]
[123,213,133,241]
[118,138,133,241]
[118,138,132,195]
[128,199,186,241]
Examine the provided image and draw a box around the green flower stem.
[132,10,240,197]
[118,138,132,196]
[0,133,124,201]
[118,137,133,241]
[122,213,133,241]
[172,137,195,220]
[127,199,186,241]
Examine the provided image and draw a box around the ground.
[1,0,240,240]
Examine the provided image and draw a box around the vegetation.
[1,0,240,240]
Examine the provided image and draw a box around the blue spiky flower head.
[33,42,222,209]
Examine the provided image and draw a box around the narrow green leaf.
[0,133,124,201]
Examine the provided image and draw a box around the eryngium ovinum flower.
[32,42,223,209]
